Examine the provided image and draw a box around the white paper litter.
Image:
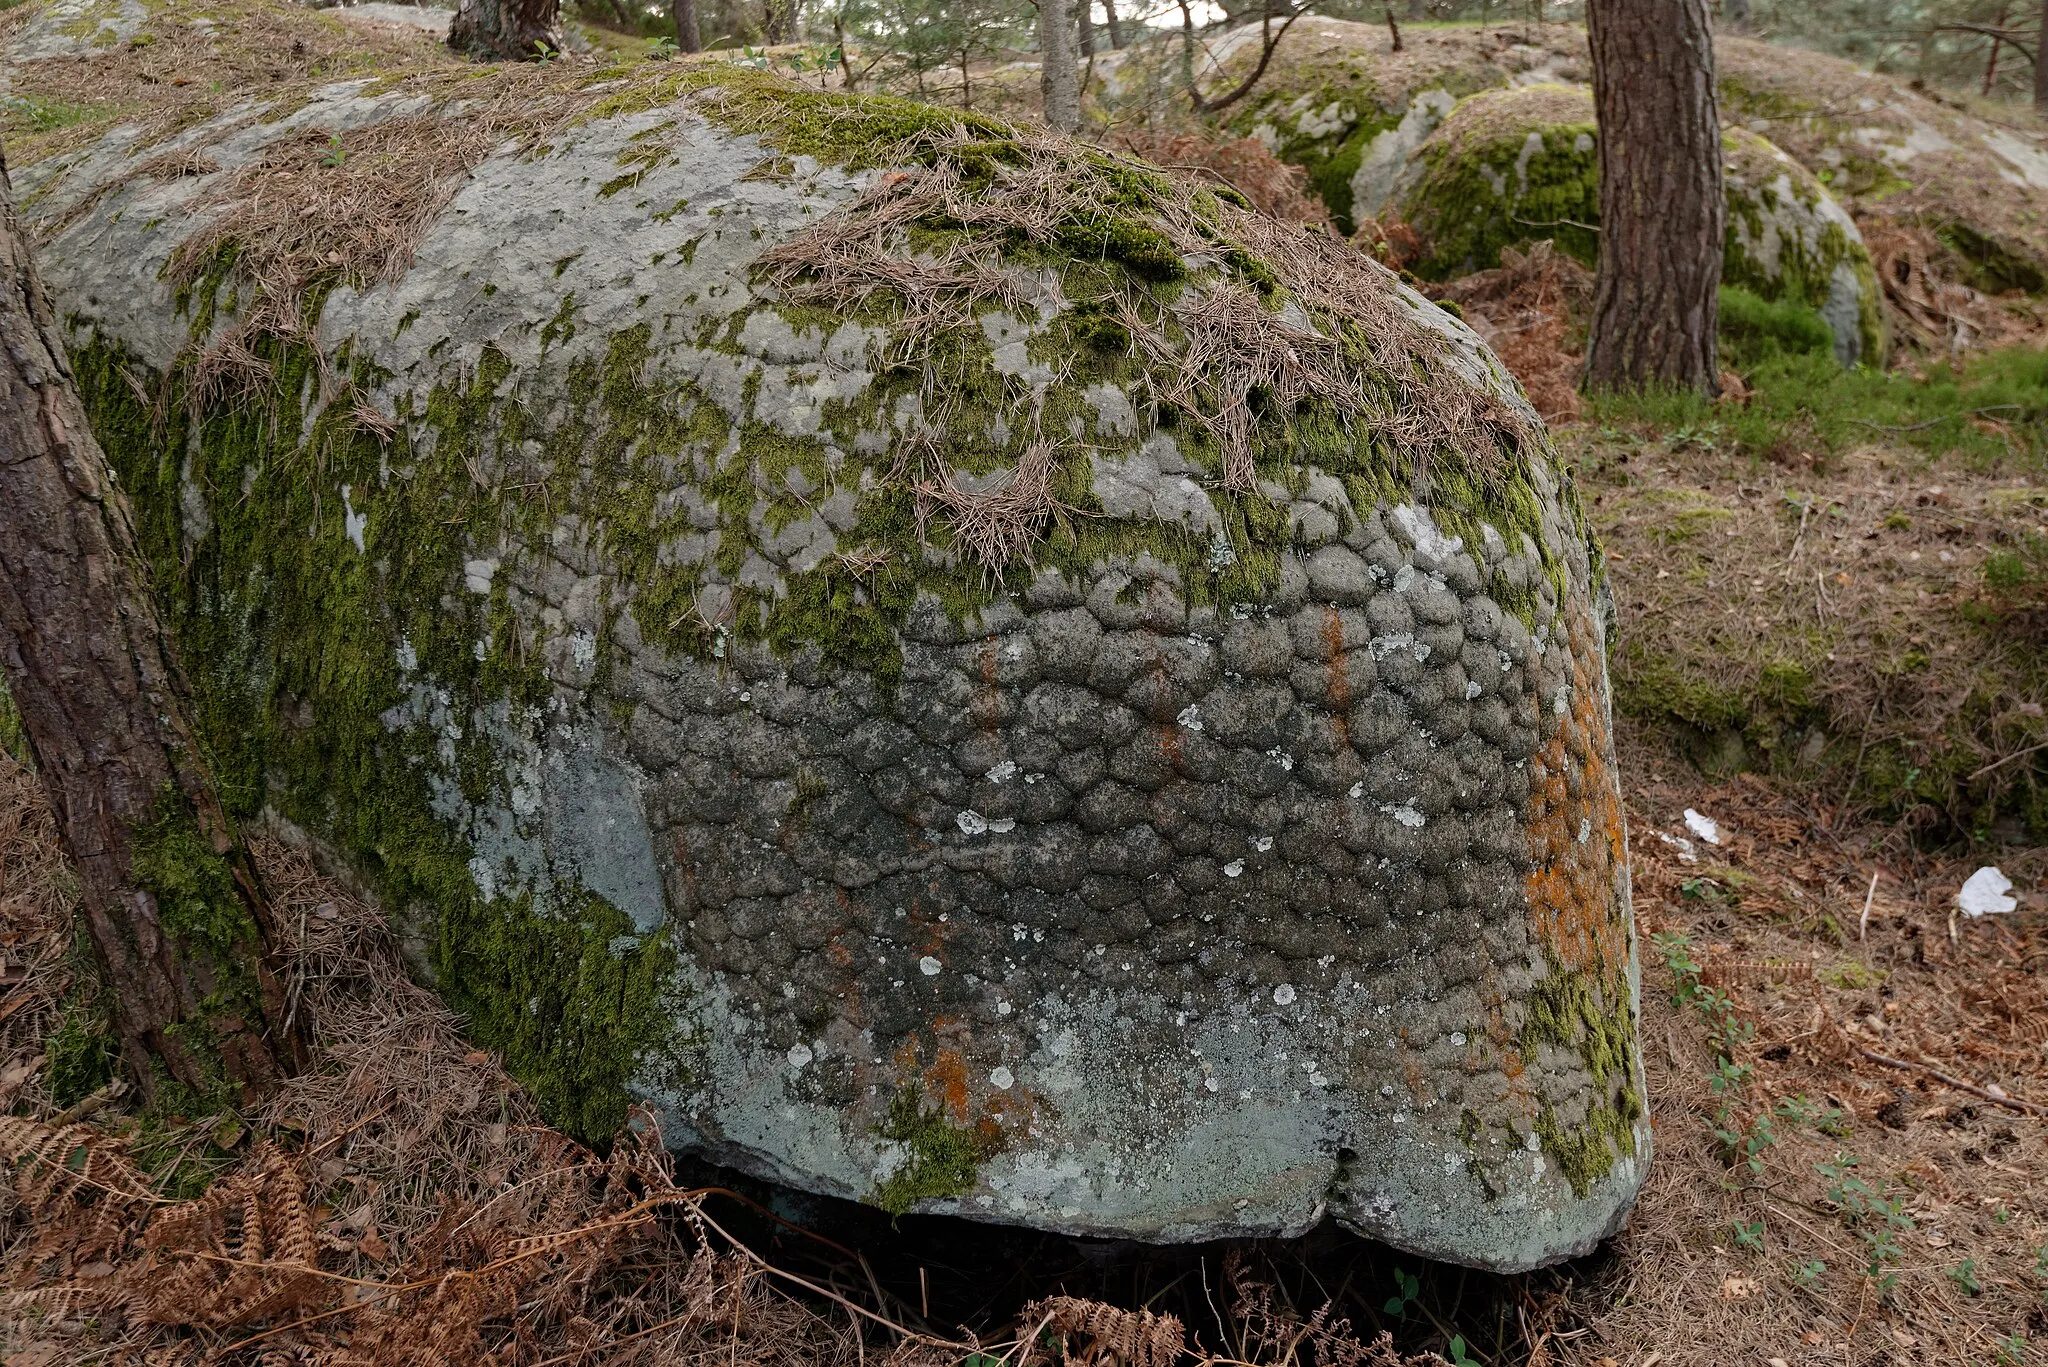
[1654,830,1699,863]
[1957,866,2017,918]
[1683,809,1723,845]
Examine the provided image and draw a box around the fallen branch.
[1854,1046,2048,1116]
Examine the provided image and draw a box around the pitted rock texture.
[10,0,1646,1272]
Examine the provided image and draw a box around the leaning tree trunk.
[673,0,701,51]
[0,154,301,1101]
[1039,0,1082,132]
[448,0,564,60]
[1584,0,1724,393]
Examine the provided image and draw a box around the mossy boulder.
[1096,19,1589,237]
[1717,35,2048,296]
[9,0,1648,1271]
[1391,84,1884,366]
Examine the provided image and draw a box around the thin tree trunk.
[1078,0,1095,59]
[1039,0,1082,133]
[1103,0,1125,49]
[763,0,796,44]
[2036,0,2048,113]
[673,0,701,50]
[0,155,302,1101]
[1984,5,2009,95]
[960,48,974,108]
[449,0,562,58]
[1584,0,1724,393]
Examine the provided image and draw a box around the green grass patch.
[1591,326,2048,471]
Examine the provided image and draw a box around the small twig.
[1858,869,1880,940]
[1967,736,2048,781]
[1510,213,1600,234]
[1854,1046,2048,1115]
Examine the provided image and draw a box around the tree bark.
[1039,0,1082,133]
[2036,0,2048,113]
[1724,0,1749,31]
[673,0,701,51]
[0,155,302,1101]
[1102,0,1126,49]
[763,0,797,44]
[1078,0,1095,58]
[448,0,563,59]
[1583,0,1724,393]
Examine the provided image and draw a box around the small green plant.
[1713,1110,1775,1176]
[533,39,560,63]
[1383,1267,1420,1318]
[1998,1333,2028,1365]
[1789,1259,1826,1290]
[1446,1335,1482,1367]
[646,35,678,58]
[320,134,346,168]
[1732,1218,1766,1251]
[1653,930,1704,1007]
[1817,1152,1914,1299]
[1950,1258,1983,1297]
[1777,1093,1851,1138]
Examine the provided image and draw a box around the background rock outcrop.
[5,0,1646,1272]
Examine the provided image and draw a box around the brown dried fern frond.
[1024,1294,1186,1367]
[140,1143,324,1329]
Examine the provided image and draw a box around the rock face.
[8,0,1647,1272]
[1391,84,1884,367]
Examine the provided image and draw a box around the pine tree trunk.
[763,0,797,44]
[1078,0,1095,59]
[1583,0,1724,393]
[1039,0,1082,132]
[0,158,302,1100]
[2036,0,2048,113]
[1103,0,1126,49]
[448,0,563,59]
[673,0,701,51]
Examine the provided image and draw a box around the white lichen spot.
[1265,748,1294,771]
[1449,1031,1467,1047]
[956,810,990,835]
[1204,1075,1220,1093]
[1309,1072,1328,1089]
[395,638,418,673]
[1380,1083,1396,1097]
[1464,679,1483,699]
[919,956,943,976]
[1383,802,1427,829]
[986,760,1018,782]
[1251,835,1274,852]
[787,1043,814,1069]
[1524,1130,1542,1152]
[1272,983,1297,1006]
[341,484,367,552]
[1177,704,1204,731]
[987,817,1017,834]
[1553,684,1570,716]
[570,631,598,671]
[1347,780,1364,799]
[463,558,498,594]
[1223,859,1245,878]
[1577,816,1592,844]
[996,999,1013,1016]
[990,1065,1015,1090]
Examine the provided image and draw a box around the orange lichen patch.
[925,1046,974,1123]
[1521,606,1630,980]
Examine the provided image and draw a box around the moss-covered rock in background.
[1094,19,1589,237]
[10,0,1648,1272]
[1390,84,1884,366]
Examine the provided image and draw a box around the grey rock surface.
[9,10,1647,1272]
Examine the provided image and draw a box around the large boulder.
[1390,84,1885,367]
[6,0,1647,1271]
[1718,35,2048,296]
[1096,19,1589,237]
